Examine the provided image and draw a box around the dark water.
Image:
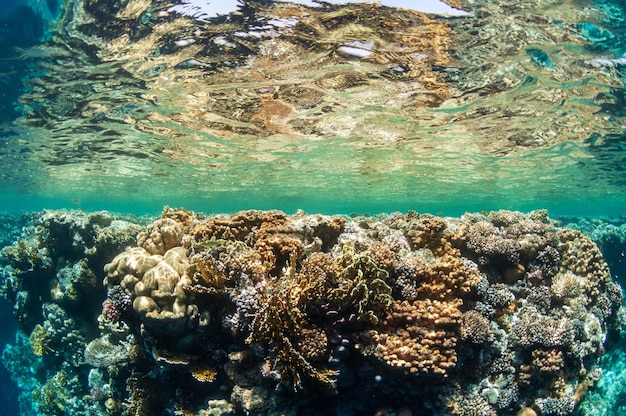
[0,299,20,416]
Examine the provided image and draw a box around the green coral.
[331,242,393,325]
[32,370,70,415]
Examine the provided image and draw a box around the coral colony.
[0,208,622,415]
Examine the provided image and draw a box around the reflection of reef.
[1,208,623,415]
[446,0,626,155]
[14,0,626,157]
[19,0,455,144]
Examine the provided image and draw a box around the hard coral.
[104,247,160,286]
[418,254,481,300]
[104,242,195,335]
[512,307,575,349]
[558,229,613,298]
[81,209,624,414]
[246,273,336,390]
[459,310,492,345]
[367,298,462,376]
[137,218,183,256]
[189,210,264,242]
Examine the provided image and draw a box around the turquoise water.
[0,0,626,415]
[0,0,625,217]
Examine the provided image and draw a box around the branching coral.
[413,254,481,301]
[558,229,613,298]
[246,272,336,390]
[367,298,463,376]
[512,307,575,349]
[459,310,492,345]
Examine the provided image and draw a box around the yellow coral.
[558,229,612,298]
[29,324,52,356]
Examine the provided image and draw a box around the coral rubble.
[0,208,623,415]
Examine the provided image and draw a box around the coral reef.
[0,209,147,415]
[1,208,623,415]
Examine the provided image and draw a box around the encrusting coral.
[1,208,623,415]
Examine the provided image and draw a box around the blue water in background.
[0,1,55,412]
[0,298,19,416]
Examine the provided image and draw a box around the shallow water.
[0,1,626,416]
[0,0,624,216]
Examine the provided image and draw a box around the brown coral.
[137,218,183,256]
[296,327,328,362]
[368,242,397,273]
[558,229,613,298]
[413,254,481,301]
[405,216,453,255]
[161,206,195,229]
[459,310,491,345]
[189,211,264,243]
[367,299,462,376]
[228,248,269,283]
[532,348,564,374]
[246,274,336,390]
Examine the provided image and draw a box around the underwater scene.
[1,0,626,415]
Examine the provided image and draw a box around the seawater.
[0,0,625,415]
[0,0,624,217]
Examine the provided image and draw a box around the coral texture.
[1,208,623,416]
